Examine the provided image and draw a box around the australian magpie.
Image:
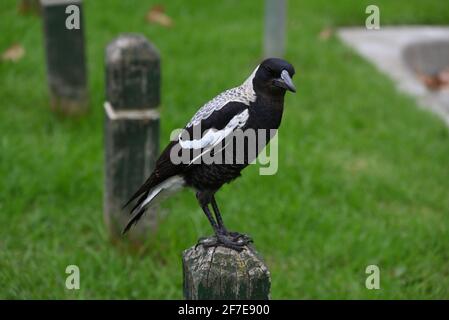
[123,58,296,250]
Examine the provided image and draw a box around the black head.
[253,58,296,95]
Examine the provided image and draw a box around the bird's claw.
[195,236,208,249]
[195,232,253,252]
[228,231,253,243]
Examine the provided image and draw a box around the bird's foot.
[195,236,213,249]
[216,233,251,251]
[195,232,252,252]
[227,231,253,244]
[217,227,253,243]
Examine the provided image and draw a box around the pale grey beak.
[273,70,296,93]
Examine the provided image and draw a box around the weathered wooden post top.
[104,34,161,244]
[41,0,88,114]
[183,237,271,300]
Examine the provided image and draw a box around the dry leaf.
[18,0,41,16]
[418,74,441,90]
[417,67,449,91]
[318,27,333,41]
[146,5,173,28]
[438,68,449,85]
[1,44,25,62]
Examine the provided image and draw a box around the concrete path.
[338,27,449,126]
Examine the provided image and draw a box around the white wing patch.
[186,66,258,128]
[179,109,250,164]
[179,128,219,149]
[179,109,249,150]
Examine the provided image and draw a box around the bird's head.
[253,58,296,96]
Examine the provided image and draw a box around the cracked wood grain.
[182,237,271,300]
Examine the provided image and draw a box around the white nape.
[186,66,258,128]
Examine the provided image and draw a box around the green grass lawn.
[1,0,449,299]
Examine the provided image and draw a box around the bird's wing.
[178,101,250,164]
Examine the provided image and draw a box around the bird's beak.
[273,70,296,93]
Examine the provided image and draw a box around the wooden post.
[41,0,88,114]
[264,0,286,58]
[104,34,160,244]
[183,237,271,300]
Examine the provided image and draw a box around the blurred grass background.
[1,0,449,299]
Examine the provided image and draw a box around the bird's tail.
[122,141,184,234]
[122,175,185,235]
[122,188,162,234]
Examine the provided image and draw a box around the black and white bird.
[123,58,296,250]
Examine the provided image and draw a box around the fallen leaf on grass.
[318,27,333,41]
[18,0,41,16]
[417,67,449,91]
[146,5,173,28]
[438,68,449,85]
[1,44,25,62]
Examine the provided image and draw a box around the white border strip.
[104,101,160,120]
[41,0,82,6]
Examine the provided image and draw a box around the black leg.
[196,190,252,251]
[202,205,219,233]
[196,191,219,233]
[211,195,252,243]
[211,196,227,234]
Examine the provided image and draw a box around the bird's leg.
[211,195,253,245]
[196,191,222,248]
[196,191,219,232]
[210,196,227,235]
[199,204,248,251]
[196,191,249,251]
[202,204,219,234]
[194,199,220,249]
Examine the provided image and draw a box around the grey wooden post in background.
[264,0,286,58]
[183,238,271,299]
[41,0,88,114]
[104,34,160,244]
